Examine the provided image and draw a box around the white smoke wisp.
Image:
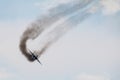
[19,0,96,62]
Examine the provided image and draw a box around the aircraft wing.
[36,59,42,65]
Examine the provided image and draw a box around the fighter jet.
[28,49,42,65]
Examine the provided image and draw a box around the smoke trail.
[33,8,91,58]
[19,0,96,62]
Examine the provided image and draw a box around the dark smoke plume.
[19,0,96,62]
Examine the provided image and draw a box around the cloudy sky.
[0,0,120,80]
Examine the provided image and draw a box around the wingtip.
[37,59,42,65]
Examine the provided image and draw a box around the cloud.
[85,0,120,15]
[75,73,110,80]
[0,68,13,79]
[100,0,120,15]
